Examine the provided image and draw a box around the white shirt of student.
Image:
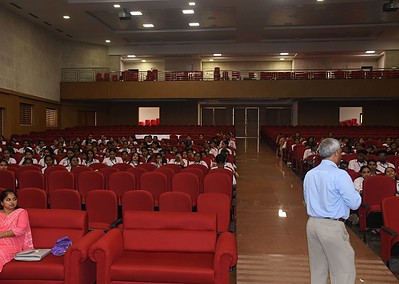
[189,160,209,168]
[4,158,17,164]
[168,158,188,168]
[39,158,57,167]
[376,161,395,173]
[19,158,38,165]
[353,176,365,193]
[81,159,100,166]
[59,157,82,167]
[348,159,367,173]
[103,157,123,167]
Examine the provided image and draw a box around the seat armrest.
[361,203,370,209]
[66,229,105,262]
[381,226,398,236]
[89,228,123,263]
[214,232,237,284]
[110,218,122,229]
[89,228,124,284]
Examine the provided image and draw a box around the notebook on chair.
[14,249,51,261]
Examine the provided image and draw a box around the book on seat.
[14,249,51,261]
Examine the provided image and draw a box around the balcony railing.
[61,68,399,82]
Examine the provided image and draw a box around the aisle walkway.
[235,142,398,284]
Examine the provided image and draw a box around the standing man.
[304,138,361,284]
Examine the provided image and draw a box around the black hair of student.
[359,165,371,173]
[24,149,33,155]
[215,154,227,164]
[0,190,18,209]
[44,155,55,163]
[0,159,8,165]
[367,159,377,164]
[22,158,33,165]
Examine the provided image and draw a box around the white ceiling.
[2,0,399,61]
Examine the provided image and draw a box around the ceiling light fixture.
[63,15,70,19]
[280,52,289,56]
[365,50,376,54]
[209,59,214,61]
[213,53,222,56]
[189,2,196,6]
[130,11,142,15]
[189,22,200,27]
[143,24,154,28]
[182,9,195,14]
[127,55,136,58]
[142,60,146,62]
[280,58,285,61]
[113,4,120,8]
[105,40,111,43]
[317,0,324,2]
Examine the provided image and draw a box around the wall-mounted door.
[233,107,259,153]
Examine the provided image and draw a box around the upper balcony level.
[60,67,399,101]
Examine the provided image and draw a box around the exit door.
[233,107,259,153]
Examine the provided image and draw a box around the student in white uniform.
[102,148,123,167]
[376,151,394,174]
[168,152,188,168]
[189,152,209,169]
[19,149,38,165]
[348,149,368,172]
[81,150,100,167]
[2,149,16,164]
[353,165,371,193]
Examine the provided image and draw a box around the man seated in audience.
[17,140,33,154]
[118,141,131,154]
[376,150,394,173]
[225,132,236,149]
[348,149,368,172]
[19,149,38,165]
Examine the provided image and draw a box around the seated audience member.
[66,156,80,172]
[210,154,238,186]
[152,153,166,168]
[38,147,56,167]
[81,150,100,166]
[376,151,394,174]
[160,150,170,164]
[209,140,219,158]
[151,141,162,154]
[81,133,96,146]
[141,147,152,163]
[21,157,34,166]
[128,152,141,167]
[17,140,33,154]
[367,159,378,176]
[0,160,8,170]
[225,132,237,149]
[103,148,123,167]
[303,143,318,161]
[168,152,188,168]
[59,148,81,167]
[339,160,349,170]
[341,146,351,155]
[120,151,130,164]
[118,141,131,154]
[348,149,368,172]
[35,140,46,156]
[385,167,399,194]
[353,166,371,193]
[2,149,16,164]
[0,190,34,272]
[19,149,38,165]
[41,155,55,173]
[182,135,193,148]
[189,152,208,168]
[218,140,233,156]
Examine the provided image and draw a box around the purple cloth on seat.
[51,236,72,256]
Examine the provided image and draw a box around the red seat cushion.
[0,254,64,280]
[111,251,214,284]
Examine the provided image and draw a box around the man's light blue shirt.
[304,159,361,219]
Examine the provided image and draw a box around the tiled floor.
[233,141,399,283]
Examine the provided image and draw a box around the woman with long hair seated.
[0,189,34,272]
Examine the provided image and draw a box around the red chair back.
[121,190,154,216]
[197,193,231,233]
[154,167,175,191]
[47,171,74,196]
[88,163,108,171]
[49,189,81,210]
[159,191,192,212]
[140,172,168,205]
[204,172,232,201]
[112,163,132,171]
[99,167,119,189]
[126,167,147,188]
[86,190,118,231]
[77,171,105,203]
[108,172,136,203]
[18,170,45,190]
[163,164,182,174]
[172,172,200,206]
[71,166,92,189]
[0,170,16,191]
[17,187,47,209]
[137,163,157,172]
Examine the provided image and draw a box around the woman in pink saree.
[0,189,33,272]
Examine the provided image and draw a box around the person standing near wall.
[304,138,361,284]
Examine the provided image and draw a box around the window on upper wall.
[0,108,3,136]
[20,103,32,125]
[46,108,58,128]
